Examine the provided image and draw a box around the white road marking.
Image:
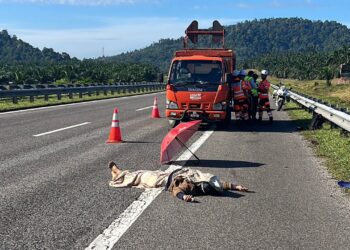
[0,92,162,116]
[136,106,153,111]
[33,122,91,137]
[86,128,215,250]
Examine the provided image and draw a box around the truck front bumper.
[166,109,227,123]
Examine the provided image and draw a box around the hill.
[107,18,350,71]
[0,30,72,64]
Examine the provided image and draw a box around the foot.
[234,185,249,192]
[269,116,273,122]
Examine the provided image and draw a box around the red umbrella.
[160,120,202,164]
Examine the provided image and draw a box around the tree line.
[250,46,350,81]
[0,61,159,85]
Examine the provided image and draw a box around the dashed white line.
[85,128,215,250]
[136,106,153,111]
[33,122,91,137]
[0,92,161,116]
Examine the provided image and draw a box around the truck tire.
[277,99,284,111]
[168,119,180,129]
[220,110,231,128]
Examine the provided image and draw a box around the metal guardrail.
[0,82,165,104]
[272,84,350,132]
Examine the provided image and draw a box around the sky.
[0,0,349,59]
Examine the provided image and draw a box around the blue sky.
[0,0,349,59]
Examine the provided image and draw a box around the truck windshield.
[169,60,222,86]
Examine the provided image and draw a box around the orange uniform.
[232,80,249,120]
[258,79,273,121]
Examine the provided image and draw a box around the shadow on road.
[215,119,311,133]
[123,140,160,144]
[219,191,246,199]
[171,159,265,169]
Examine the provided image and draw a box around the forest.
[1,18,350,84]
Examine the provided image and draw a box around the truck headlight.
[213,102,226,110]
[166,100,178,109]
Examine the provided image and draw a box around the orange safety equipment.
[232,81,246,101]
[241,79,252,92]
[258,79,273,122]
[258,79,270,99]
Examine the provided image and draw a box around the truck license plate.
[190,112,199,118]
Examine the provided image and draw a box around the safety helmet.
[240,70,247,76]
[261,69,269,76]
[233,70,240,77]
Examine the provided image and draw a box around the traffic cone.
[151,97,161,118]
[106,108,123,143]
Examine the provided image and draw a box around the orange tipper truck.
[166,20,236,128]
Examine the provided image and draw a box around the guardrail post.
[310,112,325,130]
[12,97,18,104]
[57,93,62,100]
[96,90,100,96]
[340,129,349,137]
[104,90,108,96]
[88,91,91,97]
[69,93,73,99]
[29,96,34,103]
[79,92,83,98]
[44,95,49,101]
[111,89,114,95]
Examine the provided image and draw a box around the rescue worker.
[240,70,253,120]
[258,69,273,122]
[246,70,258,120]
[232,70,249,120]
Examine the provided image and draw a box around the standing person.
[258,70,273,122]
[240,70,252,120]
[232,70,249,120]
[246,70,258,120]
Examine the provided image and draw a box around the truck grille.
[181,103,210,110]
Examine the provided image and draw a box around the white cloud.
[0,0,158,5]
[233,0,316,9]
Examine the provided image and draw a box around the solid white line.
[136,106,153,111]
[0,92,162,116]
[33,122,91,137]
[85,128,215,250]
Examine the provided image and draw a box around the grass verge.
[285,101,350,182]
[0,89,163,112]
[271,77,350,110]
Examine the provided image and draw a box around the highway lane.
[0,92,176,249]
[115,105,350,249]
[1,94,350,249]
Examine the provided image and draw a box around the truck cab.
[166,20,236,128]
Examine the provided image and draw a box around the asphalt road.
[1,93,350,249]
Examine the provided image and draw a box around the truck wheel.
[277,100,284,111]
[221,110,231,128]
[168,119,180,129]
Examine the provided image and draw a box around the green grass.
[286,101,350,181]
[0,88,164,112]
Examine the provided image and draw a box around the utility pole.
[102,47,105,58]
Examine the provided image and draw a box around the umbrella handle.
[175,137,200,161]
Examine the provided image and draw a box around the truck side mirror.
[225,73,233,84]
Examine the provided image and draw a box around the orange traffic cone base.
[106,108,123,143]
[152,97,161,118]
